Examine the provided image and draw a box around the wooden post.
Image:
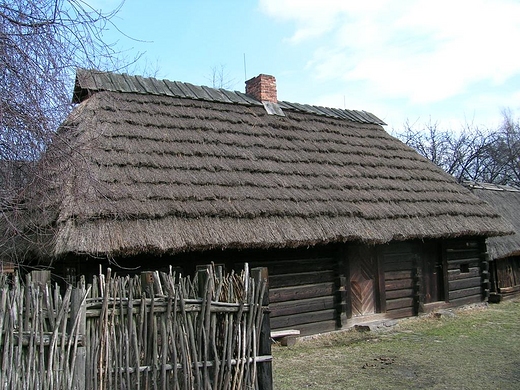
[336,248,349,328]
[252,267,273,390]
[481,252,490,301]
[196,265,211,298]
[413,261,424,316]
[70,277,86,390]
[141,271,155,296]
[196,264,212,390]
[376,249,387,314]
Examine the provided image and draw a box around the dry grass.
[273,298,520,389]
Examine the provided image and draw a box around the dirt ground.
[273,298,520,389]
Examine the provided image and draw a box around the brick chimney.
[245,74,278,103]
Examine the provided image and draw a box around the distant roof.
[73,68,386,126]
[8,69,513,259]
[465,181,520,259]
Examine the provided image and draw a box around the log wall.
[381,244,416,319]
[247,253,338,336]
[445,239,485,306]
[495,256,520,295]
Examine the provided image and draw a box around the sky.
[94,0,520,131]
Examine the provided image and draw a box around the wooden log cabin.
[3,69,513,336]
[465,182,520,301]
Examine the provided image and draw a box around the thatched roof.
[12,69,513,259]
[465,182,520,259]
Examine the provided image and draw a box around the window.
[460,263,470,273]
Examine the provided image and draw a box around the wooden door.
[422,243,444,303]
[349,248,377,317]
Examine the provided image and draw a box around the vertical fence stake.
[70,279,86,390]
[252,267,273,390]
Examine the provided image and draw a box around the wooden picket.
[0,264,272,390]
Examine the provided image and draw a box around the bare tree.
[394,113,520,186]
[1,0,136,265]
[487,111,520,185]
[396,119,490,182]
[206,64,236,89]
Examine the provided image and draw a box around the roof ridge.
[73,68,386,125]
[463,180,520,192]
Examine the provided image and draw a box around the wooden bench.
[270,329,300,346]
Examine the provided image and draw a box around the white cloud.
[260,0,520,105]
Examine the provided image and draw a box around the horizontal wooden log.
[384,260,414,272]
[85,301,254,317]
[448,267,480,280]
[385,288,413,300]
[449,276,482,291]
[107,355,273,374]
[385,278,413,291]
[10,332,84,347]
[270,296,335,318]
[283,320,337,336]
[384,270,414,281]
[269,270,335,289]
[271,329,301,346]
[449,286,482,300]
[445,240,479,250]
[446,257,480,266]
[271,329,300,338]
[498,285,520,294]
[270,309,336,329]
[385,297,414,311]
[269,282,335,303]
[385,306,414,319]
[382,250,414,262]
[448,294,482,307]
[249,257,335,276]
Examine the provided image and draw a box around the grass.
[273,299,520,389]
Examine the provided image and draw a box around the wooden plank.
[350,251,377,317]
[270,296,335,318]
[498,285,520,294]
[448,294,482,307]
[449,286,482,300]
[384,260,414,272]
[447,258,480,268]
[385,297,414,311]
[269,270,335,289]
[384,270,414,281]
[247,257,335,276]
[270,329,300,338]
[385,288,413,300]
[446,249,480,260]
[385,306,414,319]
[269,282,335,303]
[448,267,480,280]
[285,320,337,337]
[350,278,375,317]
[385,278,413,291]
[380,242,415,255]
[270,309,336,329]
[448,277,482,291]
[445,239,479,251]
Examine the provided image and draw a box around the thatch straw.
[8,71,514,260]
[466,182,520,259]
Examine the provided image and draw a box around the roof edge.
[73,68,386,125]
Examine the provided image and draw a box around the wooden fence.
[0,264,272,390]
